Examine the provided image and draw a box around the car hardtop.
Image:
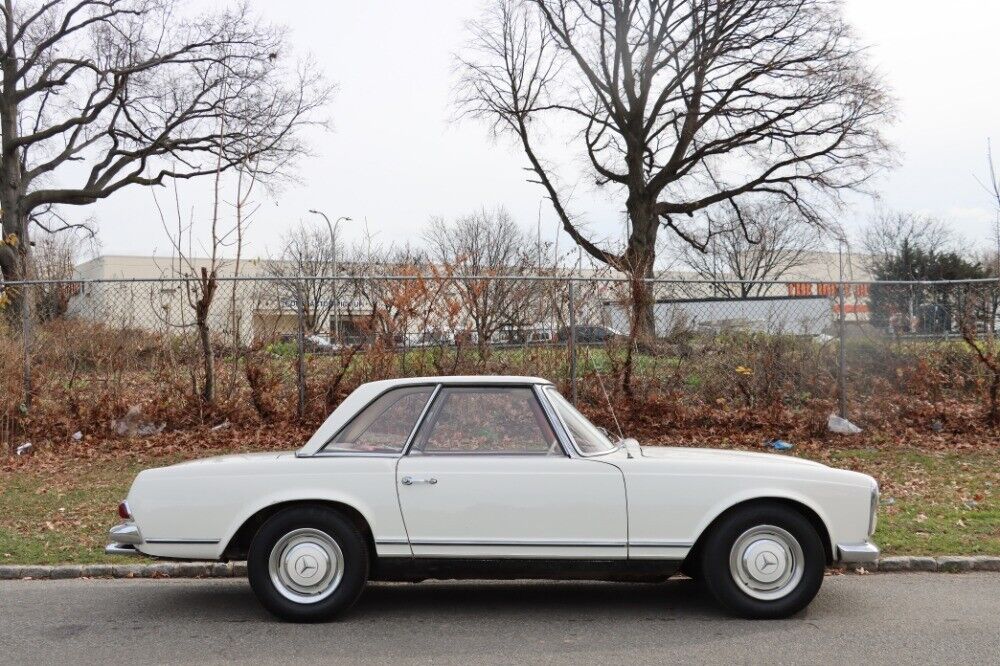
[364,375,552,389]
[297,375,555,456]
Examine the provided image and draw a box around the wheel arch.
[684,496,834,568]
[222,499,378,566]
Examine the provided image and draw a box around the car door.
[396,386,627,559]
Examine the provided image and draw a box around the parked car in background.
[556,324,623,343]
[108,376,879,622]
[273,333,342,354]
[492,324,557,345]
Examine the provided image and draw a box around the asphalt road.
[2,573,998,665]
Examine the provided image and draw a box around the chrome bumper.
[837,541,880,564]
[105,522,143,557]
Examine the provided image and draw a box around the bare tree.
[266,221,343,335]
[0,0,329,287]
[860,210,954,277]
[154,62,321,407]
[29,225,96,320]
[424,207,538,355]
[0,0,329,404]
[458,0,894,336]
[673,202,823,297]
[346,241,436,346]
[986,140,1000,277]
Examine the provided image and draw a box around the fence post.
[20,281,32,409]
[568,278,577,405]
[295,283,306,420]
[837,247,847,419]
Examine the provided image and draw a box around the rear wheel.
[700,502,825,619]
[248,506,369,622]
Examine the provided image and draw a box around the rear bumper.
[836,541,880,564]
[105,543,142,556]
[105,522,143,557]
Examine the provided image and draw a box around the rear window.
[323,386,434,453]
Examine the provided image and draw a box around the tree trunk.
[198,316,214,404]
[195,268,218,404]
[1,19,34,342]
[624,198,659,343]
[0,211,31,316]
[619,197,659,396]
[1,9,25,284]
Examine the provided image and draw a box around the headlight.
[868,480,879,536]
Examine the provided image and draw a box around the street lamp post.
[308,209,351,342]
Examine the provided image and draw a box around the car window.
[543,387,617,454]
[324,386,434,453]
[412,387,561,455]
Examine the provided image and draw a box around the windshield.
[543,387,617,454]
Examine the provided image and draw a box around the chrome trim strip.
[374,538,410,545]
[837,541,880,563]
[311,452,401,458]
[409,539,627,547]
[145,538,220,545]
[401,538,691,549]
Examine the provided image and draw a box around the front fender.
[690,487,836,556]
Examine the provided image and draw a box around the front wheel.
[248,506,369,622]
[700,502,825,619]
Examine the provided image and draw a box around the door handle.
[401,476,438,486]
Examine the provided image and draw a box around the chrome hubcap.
[268,528,344,604]
[729,525,803,601]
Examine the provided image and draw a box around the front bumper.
[836,541,880,564]
[105,522,143,557]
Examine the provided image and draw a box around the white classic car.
[108,376,879,621]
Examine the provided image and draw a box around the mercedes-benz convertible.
[107,376,879,621]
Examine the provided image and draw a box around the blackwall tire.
[247,506,369,622]
[699,502,825,619]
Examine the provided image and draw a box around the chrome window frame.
[402,383,571,458]
[539,385,617,458]
[533,384,579,459]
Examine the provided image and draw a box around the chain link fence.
[3,274,1000,450]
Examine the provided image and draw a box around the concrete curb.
[0,561,248,580]
[1,556,999,580]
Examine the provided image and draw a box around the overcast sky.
[82,0,1000,262]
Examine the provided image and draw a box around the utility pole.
[309,209,351,342]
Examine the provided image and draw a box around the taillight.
[118,501,132,520]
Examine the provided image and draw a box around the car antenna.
[587,353,624,442]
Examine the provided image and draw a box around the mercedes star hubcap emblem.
[295,555,318,578]
[755,551,778,573]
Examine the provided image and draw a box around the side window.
[324,386,434,453]
[412,387,561,455]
